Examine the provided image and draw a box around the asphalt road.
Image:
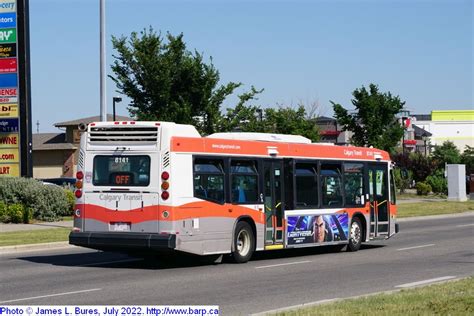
[1,213,473,315]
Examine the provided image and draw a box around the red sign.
[0,58,16,73]
[0,88,16,96]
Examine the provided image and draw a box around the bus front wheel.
[231,221,255,263]
[347,217,363,252]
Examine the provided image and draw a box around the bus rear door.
[263,160,285,249]
[368,163,390,238]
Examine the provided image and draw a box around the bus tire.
[347,217,363,252]
[231,221,255,263]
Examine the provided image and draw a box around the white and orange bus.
[70,121,399,263]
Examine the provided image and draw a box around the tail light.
[161,171,170,200]
[75,171,83,199]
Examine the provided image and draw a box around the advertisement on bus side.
[287,214,349,245]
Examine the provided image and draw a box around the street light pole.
[100,0,107,122]
[112,97,122,121]
[422,133,428,156]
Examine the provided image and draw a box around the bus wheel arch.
[230,217,256,263]
[347,213,365,252]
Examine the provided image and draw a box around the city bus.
[69,121,399,263]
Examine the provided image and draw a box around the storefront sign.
[0,27,15,43]
[0,1,15,13]
[0,95,16,103]
[0,0,32,177]
[0,117,18,132]
[0,132,18,148]
[0,147,18,162]
[0,162,19,176]
[0,72,16,87]
[0,57,16,73]
[0,12,15,28]
[0,87,15,95]
[0,43,15,57]
[0,103,16,116]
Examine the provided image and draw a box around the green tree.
[331,84,405,152]
[109,27,241,135]
[391,152,436,182]
[218,91,320,142]
[431,141,461,169]
[263,106,320,142]
[461,145,474,175]
[217,86,264,133]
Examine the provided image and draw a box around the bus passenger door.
[263,160,285,248]
[368,163,389,237]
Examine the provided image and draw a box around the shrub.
[34,185,70,220]
[0,177,70,221]
[426,170,448,194]
[416,182,432,195]
[0,200,9,223]
[22,207,33,224]
[64,189,76,216]
[8,203,24,223]
[393,168,413,194]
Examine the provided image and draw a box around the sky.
[29,0,473,133]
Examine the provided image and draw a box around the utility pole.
[99,0,107,121]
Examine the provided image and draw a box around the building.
[314,116,350,145]
[33,114,131,179]
[413,110,474,152]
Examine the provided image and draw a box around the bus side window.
[343,163,364,207]
[193,158,225,204]
[230,160,258,204]
[321,163,343,207]
[295,163,318,208]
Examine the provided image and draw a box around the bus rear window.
[93,156,150,186]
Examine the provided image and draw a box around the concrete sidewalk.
[0,220,72,233]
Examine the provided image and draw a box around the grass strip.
[396,193,445,200]
[397,201,474,218]
[277,277,474,316]
[0,228,70,247]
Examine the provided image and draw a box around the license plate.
[112,222,130,232]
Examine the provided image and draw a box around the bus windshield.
[93,155,150,186]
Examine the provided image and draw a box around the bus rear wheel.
[231,221,255,263]
[347,217,363,252]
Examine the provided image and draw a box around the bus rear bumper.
[69,231,176,251]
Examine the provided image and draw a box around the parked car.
[40,177,76,189]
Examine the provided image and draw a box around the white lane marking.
[251,298,340,315]
[0,288,102,304]
[456,223,474,227]
[79,258,142,267]
[395,276,456,288]
[397,244,435,251]
[255,260,312,269]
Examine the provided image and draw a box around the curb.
[0,241,76,255]
[397,210,474,222]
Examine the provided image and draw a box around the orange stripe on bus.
[170,137,390,161]
[78,201,265,224]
